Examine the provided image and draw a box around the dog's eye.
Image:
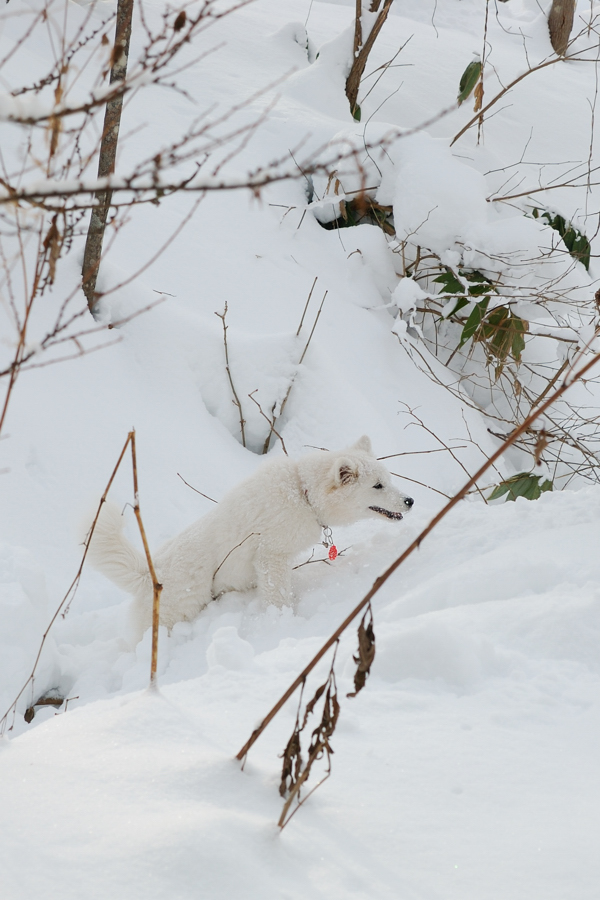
[373,483,383,490]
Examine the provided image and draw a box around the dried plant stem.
[476,0,490,144]
[216,303,246,448]
[249,391,288,455]
[1,431,130,734]
[277,646,340,828]
[235,350,600,762]
[279,770,332,830]
[528,357,570,412]
[298,290,328,367]
[278,755,326,828]
[130,430,163,687]
[296,276,318,336]
[0,428,162,733]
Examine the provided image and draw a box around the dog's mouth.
[369,506,403,520]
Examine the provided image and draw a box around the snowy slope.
[2,490,600,899]
[1,0,600,897]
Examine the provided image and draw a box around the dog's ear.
[333,457,359,486]
[351,435,373,455]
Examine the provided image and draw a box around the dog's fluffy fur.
[87,436,413,631]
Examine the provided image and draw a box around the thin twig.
[293,547,350,569]
[400,404,488,502]
[215,302,246,448]
[377,447,467,460]
[390,472,452,499]
[296,276,318,336]
[248,390,288,455]
[213,532,260,581]
[262,289,328,454]
[298,290,328,367]
[177,473,218,503]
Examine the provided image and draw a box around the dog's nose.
[404,497,414,508]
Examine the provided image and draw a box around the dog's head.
[306,436,414,527]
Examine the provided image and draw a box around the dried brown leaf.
[301,682,326,729]
[347,606,376,697]
[533,429,550,466]
[43,215,62,284]
[279,730,302,797]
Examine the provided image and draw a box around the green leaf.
[510,315,527,362]
[466,273,493,296]
[473,306,528,363]
[488,473,553,502]
[446,296,470,317]
[563,228,591,269]
[433,269,500,321]
[487,481,511,500]
[459,298,489,347]
[351,103,361,122]
[457,59,482,105]
[467,282,490,296]
[481,306,510,359]
[433,271,465,294]
[531,208,591,271]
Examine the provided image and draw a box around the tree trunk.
[82,0,134,315]
[345,0,394,120]
[548,0,576,56]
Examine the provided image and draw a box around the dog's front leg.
[255,543,293,608]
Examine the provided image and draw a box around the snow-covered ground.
[1,0,600,897]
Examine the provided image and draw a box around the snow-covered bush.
[309,4,600,491]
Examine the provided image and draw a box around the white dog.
[87,436,413,631]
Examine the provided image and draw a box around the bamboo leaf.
[433,271,464,294]
[489,472,553,502]
[459,297,489,347]
[531,207,591,271]
[457,59,482,105]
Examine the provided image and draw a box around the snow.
[1,0,600,897]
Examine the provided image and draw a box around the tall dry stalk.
[0,429,161,733]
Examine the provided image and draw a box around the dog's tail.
[85,501,151,596]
